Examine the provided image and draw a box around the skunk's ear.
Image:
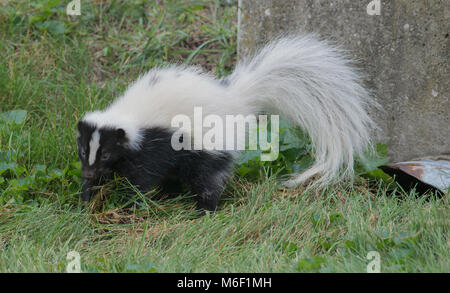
[116,128,127,142]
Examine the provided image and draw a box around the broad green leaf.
[281,241,299,257]
[0,162,19,175]
[280,128,308,151]
[236,149,261,165]
[47,20,66,35]
[48,168,64,178]
[360,143,390,172]
[34,164,47,176]
[296,257,326,272]
[0,149,22,161]
[344,240,357,250]
[0,110,27,124]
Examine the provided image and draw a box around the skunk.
[77,35,377,211]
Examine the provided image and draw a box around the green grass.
[0,0,448,273]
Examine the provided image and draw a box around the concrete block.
[238,0,449,161]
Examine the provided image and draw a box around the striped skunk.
[77,35,377,211]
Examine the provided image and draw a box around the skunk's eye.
[80,149,86,158]
[101,152,111,161]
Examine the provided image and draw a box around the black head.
[77,121,128,181]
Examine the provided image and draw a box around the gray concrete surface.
[238,0,449,162]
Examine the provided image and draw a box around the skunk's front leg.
[178,150,233,212]
[190,170,230,212]
[194,185,222,212]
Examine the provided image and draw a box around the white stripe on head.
[83,111,143,151]
[88,129,101,166]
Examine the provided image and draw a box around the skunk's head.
[77,120,130,181]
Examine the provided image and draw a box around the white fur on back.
[108,67,247,126]
[83,66,249,151]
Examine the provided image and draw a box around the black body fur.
[77,121,233,211]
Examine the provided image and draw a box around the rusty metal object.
[381,159,449,196]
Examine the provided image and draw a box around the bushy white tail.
[227,35,378,187]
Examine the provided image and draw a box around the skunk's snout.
[81,192,92,202]
[82,169,97,180]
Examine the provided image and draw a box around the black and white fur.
[77,35,377,211]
